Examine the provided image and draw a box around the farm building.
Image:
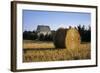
[36,25,51,37]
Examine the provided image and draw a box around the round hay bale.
[53,28,67,48]
[65,28,80,50]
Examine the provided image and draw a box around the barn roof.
[37,25,51,32]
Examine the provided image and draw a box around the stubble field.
[23,40,91,62]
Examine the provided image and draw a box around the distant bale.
[53,28,67,48]
[65,28,80,50]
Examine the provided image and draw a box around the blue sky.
[23,10,91,31]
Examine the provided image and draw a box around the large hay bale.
[65,28,80,50]
[53,28,67,48]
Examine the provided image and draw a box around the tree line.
[23,30,56,41]
[77,25,91,42]
[23,25,91,42]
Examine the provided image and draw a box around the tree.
[77,25,91,42]
[23,30,38,40]
[39,33,44,41]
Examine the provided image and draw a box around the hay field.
[23,40,91,62]
[23,40,55,49]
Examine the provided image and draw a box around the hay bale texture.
[53,27,80,49]
[65,28,80,50]
[53,28,67,48]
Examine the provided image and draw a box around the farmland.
[23,40,91,62]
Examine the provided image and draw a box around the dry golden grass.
[23,40,91,62]
[23,40,55,49]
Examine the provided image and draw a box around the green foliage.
[23,31,38,40]
[77,25,91,42]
